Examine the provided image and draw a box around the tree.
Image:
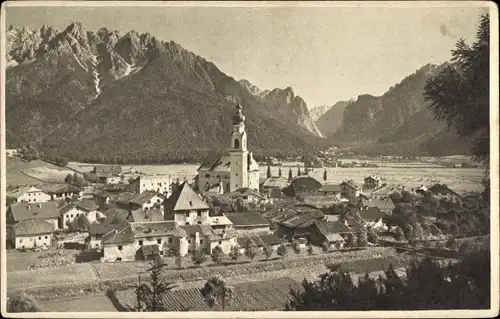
[424,14,489,164]
[277,243,288,259]
[267,165,272,178]
[211,245,224,264]
[229,245,241,261]
[7,292,40,312]
[394,226,405,241]
[288,168,293,181]
[304,167,310,175]
[245,243,258,261]
[72,214,90,232]
[357,231,368,247]
[278,167,282,177]
[367,229,378,245]
[175,253,183,269]
[200,275,234,311]
[64,174,73,184]
[344,233,355,247]
[445,237,459,252]
[192,249,207,267]
[292,240,301,254]
[321,241,330,252]
[307,243,314,255]
[127,258,178,311]
[323,169,327,182]
[263,244,273,260]
[297,167,302,176]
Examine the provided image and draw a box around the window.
[157,239,161,244]
[159,251,164,256]
[168,238,173,244]
[234,139,239,148]
[139,240,143,246]
[19,239,23,243]
[219,240,222,244]
[188,239,191,244]
[116,257,122,262]
[70,214,74,218]
[118,245,123,250]
[200,239,204,244]
[197,211,201,217]
[236,184,238,188]
[38,236,41,240]
[236,173,238,176]
[205,174,211,178]
[95,243,99,247]
[157,199,161,203]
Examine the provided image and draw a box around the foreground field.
[39,293,117,312]
[6,157,76,187]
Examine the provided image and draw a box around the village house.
[7,202,60,230]
[317,184,342,197]
[235,233,283,254]
[126,208,164,223]
[370,184,404,199]
[58,199,101,229]
[227,187,267,203]
[196,104,260,194]
[38,183,83,201]
[86,222,127,249]
[340,180,361,200]
[131,175,172,195]
[6,186,51,205]
[113,192,138,210]
[290,176,323,197]
[308,220,350,248]
[92,165,123,185]
[6,148,19,157]
[362,198,396,214]
[225,211,271,235]
[364,175,381,190]
[163,182,212,226]
[355,206,387,229]
[101,221,188,262]
[93,190,116,207]
[276,214,319,241]
[427,184,464,203]
[12,220,55,250]
[183,224,238,255]
[129,191,165,211]
[260,176,289,198]
[302,195,339,209]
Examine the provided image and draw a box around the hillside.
[5,23,322,164]
[238,79,323,137]
[329,63,471,156]
[314,100,351,137]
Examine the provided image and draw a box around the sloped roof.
[127,208,164,223]
[279,214,315,229]
[164,182,209,211]
[9,202,59,222]
[225,211,269,227]
[183,224,216,241]
[131,221,187,238]
[364,175,381,181]
[228,188,265,199]
[340,180,360,190]
[428,184,462,197]
[259,233,282,246]
[74,198,99,211]
[318,184,342,193]
[302,195,338,208]
[358,207,386,221]
[102,225,135,245]
[262,177,288,189]
[88,222,127,236]
[213,227,238,240]
[237,235,265,248]
[314,220,351,235]
[291,176,322,193]
[38,183,82,194]
[115,192,137,204]
[364,198,396,212]
[7,186,46,198]
[13,219,55,236]
[131,191,164,205]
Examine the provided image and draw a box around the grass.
[6,157,74,187]
[39,292,118,312]
[6,249,77,272]
[7,263,97,290]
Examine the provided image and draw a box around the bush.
[192,249,207,267]
[277,243,288,259]
[211,245,224,264]
[229,245,241,261]
[321,241,330,252]
[7,292,40,312]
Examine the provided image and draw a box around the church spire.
[232,103,245,125]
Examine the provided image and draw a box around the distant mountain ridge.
[5,22,323,163]
[238,79,323,137]
[314,101,351,138]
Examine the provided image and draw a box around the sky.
[4,2,489,107]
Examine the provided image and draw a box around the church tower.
[229,103,248,192]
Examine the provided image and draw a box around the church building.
[196,103,260,194]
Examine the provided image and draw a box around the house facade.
[225,211,271,235]
[317,184,342,197]
[6,186,51,204]
[340,180,361,200]
[39,184,83,201]
[131,175,172,195]
[364,175,381,190]
[13,220,55,249]
[428,184,464,202]
[129,192,165,211]
[290,176,322,197]
[163,182,212,226]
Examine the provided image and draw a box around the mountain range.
[5,22,471,163]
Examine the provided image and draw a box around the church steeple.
[230,103,247,151]
[229,102,248,192]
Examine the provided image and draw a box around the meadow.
[67,161,485,194]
